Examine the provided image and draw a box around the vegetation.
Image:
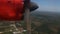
[0,11,60,34]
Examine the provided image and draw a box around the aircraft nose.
[30,2,39,11]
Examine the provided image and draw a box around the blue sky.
[31,0,60,11]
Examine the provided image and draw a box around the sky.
[31,0,60,12]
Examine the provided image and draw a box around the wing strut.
[24,0,31,34]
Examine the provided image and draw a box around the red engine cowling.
[0,0,24,21]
